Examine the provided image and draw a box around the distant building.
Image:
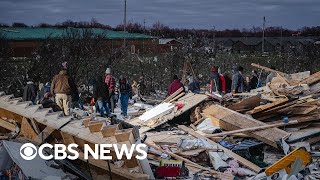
[0,27,158,57]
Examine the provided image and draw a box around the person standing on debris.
[44,82,51,93]
[93,75,110,117]
[119,75,132,117]
[51,68,73,116]
[168,75,184,95]
[23,80,37,104]
[138,76,147,95]
[210,66,221,94]
[249,70,259,90]
[105,68,116,113]
[231,65,245,94]
[218,68,226,95]
[266,66,277,84]
[224,73,232,93]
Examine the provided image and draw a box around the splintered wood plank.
[300,71,320,85]
[248,97,289,115]
[0,118,16,132]
[20,117,38,140]
[287,127,320,143]
[163,87,184,103]
[205,105,289,148]
[228,94,261,112]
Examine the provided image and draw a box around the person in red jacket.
[218,67,226,95]
[168,75,184,95]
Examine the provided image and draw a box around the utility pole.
[262,16,265,54]
[143,19,146,34]
[123,0,127,47]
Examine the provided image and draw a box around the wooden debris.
[204,104,289,148]
[178,125,262,173]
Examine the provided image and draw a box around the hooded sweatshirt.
[231,66,245,93]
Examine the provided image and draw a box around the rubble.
[1,65,320,179]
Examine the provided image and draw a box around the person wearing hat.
[105,68,116,112]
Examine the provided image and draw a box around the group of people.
[167,64,275,96]
[22,63,134,118]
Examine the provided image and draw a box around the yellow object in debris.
[265,147,311,176]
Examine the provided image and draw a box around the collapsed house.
[0,63,320,179]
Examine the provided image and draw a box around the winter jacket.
[105,74,115,93]
[210,68,221,92]
[231,72,245,93]
[188,80,200,93]
[219,75,226,93]
[51,70,72,95]
[250,75,259,90]
[119,78,132,98]
[94,80,109,101]
[168,79,184,95]
[23,81,37,102]
[266,72,276,84]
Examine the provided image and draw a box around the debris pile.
[0,64,320,179]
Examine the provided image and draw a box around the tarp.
[0,140,66,180]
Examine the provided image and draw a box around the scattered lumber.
[178,125,262,173]
[203,104,289,148]
[227,94,261,112]
[163,87,184,103]
[300,71,320,85]
[206,115,320,138]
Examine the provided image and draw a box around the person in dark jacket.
[188,79,200,93]
[23,80,37,104]
[119,76,132,117]
[168,75,184,95]
[224,73,232,93]
[210,66,221,93]
[94,76,110,117]
[249,70,259,90]
[231,65,245,94]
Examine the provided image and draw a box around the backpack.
[119,79,128,93]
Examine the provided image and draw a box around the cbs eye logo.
[20,143,37,160]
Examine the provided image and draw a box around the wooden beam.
[251,63,286,76]
[178,125,262,173]
[206,115,320,138]
[300,71,320,85]
[168,92,185,103]
[248,97,289,115]
[20,117,38,140]
[163,87,184,103]
[0,118,16,132]
[204,105,289,148]
[227,94,261,112]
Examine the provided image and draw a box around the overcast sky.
[0,0,319,29]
